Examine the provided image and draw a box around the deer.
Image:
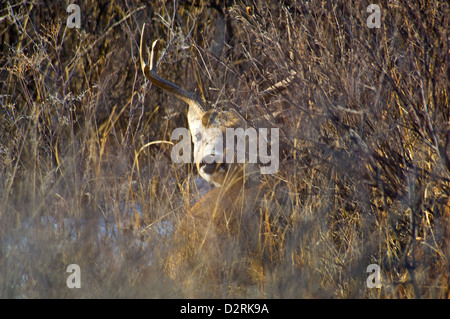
[140,24,289,291]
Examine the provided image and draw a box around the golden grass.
[0,0,449,298]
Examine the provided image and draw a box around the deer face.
[188,108,247,187]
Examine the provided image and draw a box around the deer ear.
[222,109,245,128]
[202,110,219,127]
[202,109,245,128]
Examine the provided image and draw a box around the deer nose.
[199,160,228,175]
[200,162,217,175]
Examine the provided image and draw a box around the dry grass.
[0,0,449,298]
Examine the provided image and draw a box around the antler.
[140,23,206,118]
[260,70,297,99]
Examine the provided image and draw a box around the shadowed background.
[0,0,449,298]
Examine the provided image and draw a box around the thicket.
[0,0,448,298]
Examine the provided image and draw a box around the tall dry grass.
[0,0,449,298]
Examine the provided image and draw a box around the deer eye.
[195,132,202,141]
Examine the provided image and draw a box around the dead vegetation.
[0,0,449,298]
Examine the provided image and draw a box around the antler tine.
[139,23,148,75]
[260,70,297,99]
[140,23,206,116]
